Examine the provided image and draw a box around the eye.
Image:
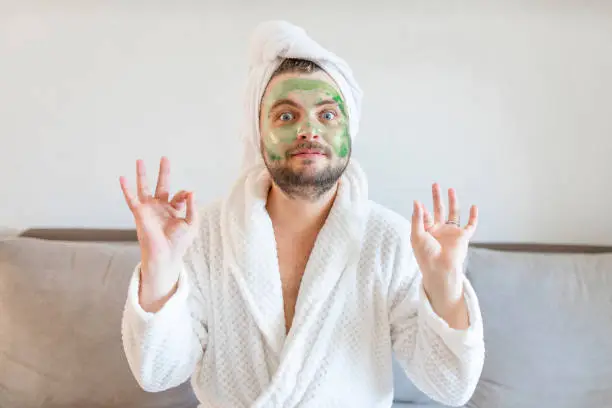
[279,112,294,121]
[321,111,336,121]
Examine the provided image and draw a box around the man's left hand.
[410,183,479,329]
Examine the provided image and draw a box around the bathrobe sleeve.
[388,237,485,407]
[121,244,209,393]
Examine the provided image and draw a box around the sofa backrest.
[0,235,199,408]
[4,230,612,408]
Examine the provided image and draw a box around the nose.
[297,123,320,140]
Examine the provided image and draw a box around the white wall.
[1,0,611,244]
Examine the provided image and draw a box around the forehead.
[262,70,343,103]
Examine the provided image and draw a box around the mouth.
[290,149,327,158]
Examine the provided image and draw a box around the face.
[259,70,351,200]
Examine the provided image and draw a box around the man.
[120,21,485,408]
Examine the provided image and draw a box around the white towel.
[240,20,364,171]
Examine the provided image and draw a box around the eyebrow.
[314,99,339,107]
[267,98,340,116]
[268,99,300,115]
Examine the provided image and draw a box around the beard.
[262,141,351,201]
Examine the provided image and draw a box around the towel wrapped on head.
[240,20,364,171]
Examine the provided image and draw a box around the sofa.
[1,229,611,408]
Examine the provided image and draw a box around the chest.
[274,230,318,332]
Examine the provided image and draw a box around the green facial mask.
[260,78,350,161]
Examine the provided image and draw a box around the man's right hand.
[119,157,199,312]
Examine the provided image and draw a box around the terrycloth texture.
[392,356,440,405]
[0,237,198,408]
[240,20,364,171]
[121,161,485,408]
[465,248,612,408]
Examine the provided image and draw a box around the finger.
[170,190,190,210]
[119,176,139,211]
[448,188,460,223]
[464,205,479,235]
[136,160,151,202]
[423,205,434,231]
[185,192,198,225]
[432,183,445,224]
[154,156,171,201]
[411,201,425,238]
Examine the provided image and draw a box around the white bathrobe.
[121,20,485,408]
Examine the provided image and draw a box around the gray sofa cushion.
[465,248,612,408]
[0,237,198,408]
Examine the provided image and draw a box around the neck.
[266,182,339,233]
